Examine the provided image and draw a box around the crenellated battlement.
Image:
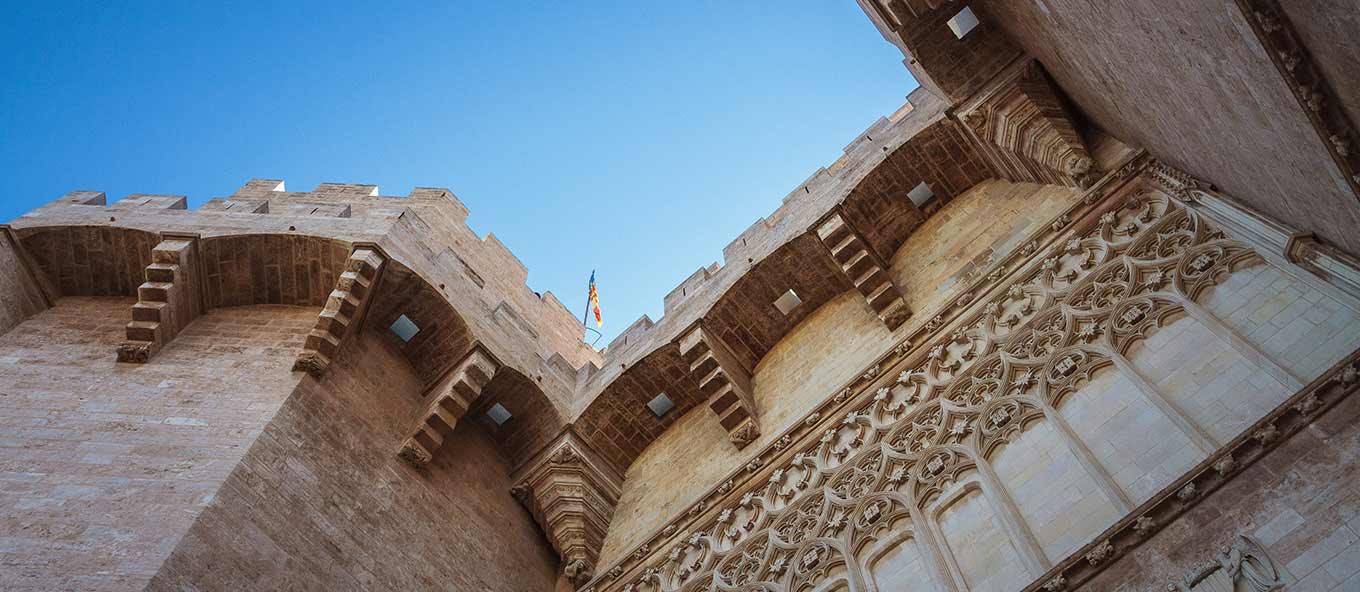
[7,178,602,423]
[581,90,950,400]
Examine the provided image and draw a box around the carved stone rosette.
[512,431,623,589]
[958,58,1098,188]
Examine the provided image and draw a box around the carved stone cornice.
[1234,0,1360,202]
[1149,160,1360,311]
[511,429,623,588]
[1286,235,1360,305]
[957,58,1099,188]
[578,151,1152,592]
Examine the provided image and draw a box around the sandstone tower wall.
[146,330,559,592]
[0,299,315,590]
[5,2,1360,590]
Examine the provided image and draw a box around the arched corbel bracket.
[510,430,621,589]
[679,323,760,449]
[293,244,388,376]
[956,58,1099,188]
[117,234,204,363]
[815,211,912,329]
[397,345,500,465]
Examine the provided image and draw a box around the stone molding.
[576,151,1153,591]
[814,211,912,329]
[397,344,501,466]
[117,235,204,363]
[1022,356,1358,592]
[678,323,760,449]
[512,430,624,588]
[1149,161,1360,313]
[293,244,388,376]
[956,57,1099,188]
[1287,236,1360,306]
[582,153,1360,592]
[1233,0,1360,202]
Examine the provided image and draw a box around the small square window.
[486,403,513,426]
[947,6,980,39]
[907,181,935,207]
[390,314,420,342]
[774,289,802,315]
[647,393,674,418]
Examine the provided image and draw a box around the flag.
[588,271,603,328]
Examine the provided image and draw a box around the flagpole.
[582,270,594,329]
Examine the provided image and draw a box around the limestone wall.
[1074,385,1360,592]
[585,185,1360,592]
[597,178,1081,566]
[0,299,314,591]
[0,231,46,334]
[147,330,559,591]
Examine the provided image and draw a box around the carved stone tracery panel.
[586,182,1314,592]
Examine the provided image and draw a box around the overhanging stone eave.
[578,152,1154,589]
[571,99,956,419]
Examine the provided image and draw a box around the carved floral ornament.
[585,175,1282,592]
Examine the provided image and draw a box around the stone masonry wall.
[597,178,1080,566]
[147,329,560,591]
[0,298,314,591]
[979,0,1360,257]
[0,233,46,334]
[1075,385,1360,592]
[888,179,1079,320]
[583,185,1360,592]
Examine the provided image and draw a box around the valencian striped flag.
[587,271,603,328]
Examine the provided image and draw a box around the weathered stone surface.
[4,6,1360,589]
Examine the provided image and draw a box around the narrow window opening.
[647,393,674,418]
[948,6,980,38]
[774,289,802,315]
[389,314,420,342]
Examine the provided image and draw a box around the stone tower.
[3,2,1360,592]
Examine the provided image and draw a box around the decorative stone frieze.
[118,235,204,363]
[1149,160,1360,311]
[512,430,622,588]
[293,245,387,376]
[397,346,499,465]
[957,58,1099,188]
[814,211,911,329]
[1235,0,1360,200]
[582,153,1360,592]
[579,152,1157,591]
[678,323,760,449]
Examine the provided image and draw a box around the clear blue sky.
[0,1,916,345]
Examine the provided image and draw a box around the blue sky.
[0,1,916,344]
